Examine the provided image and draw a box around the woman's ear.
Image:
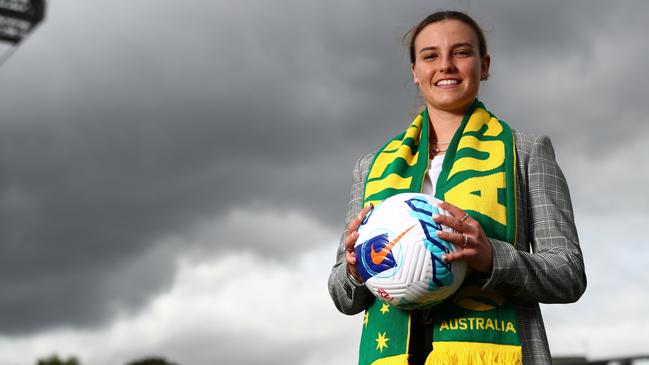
[480,54,491,80]
[411,65,419,85]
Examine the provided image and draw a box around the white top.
[422,155,444,196]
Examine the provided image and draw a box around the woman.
[328,11,586,365]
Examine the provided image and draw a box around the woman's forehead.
[414,20,479,50]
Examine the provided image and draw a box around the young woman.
[328,11,586,365]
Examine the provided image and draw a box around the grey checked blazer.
[328,131,587,365]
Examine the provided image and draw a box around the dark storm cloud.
[0,0,647,335]
[476,1,649,146]
[0,0,409,333]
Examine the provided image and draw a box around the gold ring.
[463,234,468,248]
[460,214,469,222]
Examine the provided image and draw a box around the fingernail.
[432,214,439,220]
[442,254,448,262]
[436,230,444,236]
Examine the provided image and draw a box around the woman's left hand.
[433,201,493,273]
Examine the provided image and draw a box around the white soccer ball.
[354,193,467,309]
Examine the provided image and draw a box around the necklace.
[430,139,451,156]
[430,146,447,155]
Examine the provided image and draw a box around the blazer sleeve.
[483,135,587,303]
[328,154,375,315]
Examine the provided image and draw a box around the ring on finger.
[462,234,468,248]
[459,213,469,222]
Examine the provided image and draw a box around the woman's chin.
[426,98,475,115]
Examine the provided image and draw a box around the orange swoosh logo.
[371,224,416,265]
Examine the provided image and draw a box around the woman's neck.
[427,106,465,143]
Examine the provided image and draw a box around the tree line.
[36,354,177,365]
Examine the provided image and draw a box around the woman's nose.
[439,54,457,73]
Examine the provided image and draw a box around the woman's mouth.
[435,79,461,86]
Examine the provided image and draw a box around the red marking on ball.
[377,288,391,300]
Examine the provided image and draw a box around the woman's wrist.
[346,265,364,286]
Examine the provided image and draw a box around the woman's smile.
[435,78,461,87]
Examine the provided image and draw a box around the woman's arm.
[483,135,587,303]
[328,154,374,314]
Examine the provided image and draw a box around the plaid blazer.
[328,131,587,365]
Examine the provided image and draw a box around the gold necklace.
[431,146,447,154]
[430,140,451,156]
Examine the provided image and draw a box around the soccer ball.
[354,193,467,309]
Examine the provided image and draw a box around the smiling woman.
[410,16,489,118]
[328,10,586,365]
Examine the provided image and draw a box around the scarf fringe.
[425,342,522,365]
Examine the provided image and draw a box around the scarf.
[358,100,522,365]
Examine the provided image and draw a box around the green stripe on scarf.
[358,100,522,365]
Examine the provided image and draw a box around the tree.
[125,357,178,365]
[36,354,80,365]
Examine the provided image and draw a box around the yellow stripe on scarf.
[370,354,410,365]
[444,173,507,226]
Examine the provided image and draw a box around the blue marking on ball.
[405,197,454,288]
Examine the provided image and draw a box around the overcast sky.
[0,0,647,364]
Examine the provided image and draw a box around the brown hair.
[404,11,488,64]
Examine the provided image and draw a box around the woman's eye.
[455,49,473,57]
[423,53,438,60]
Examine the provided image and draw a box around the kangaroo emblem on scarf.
[358,100,522,365]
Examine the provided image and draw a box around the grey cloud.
[153,330,315,365]
[0,0,647,336]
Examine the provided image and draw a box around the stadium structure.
[0,0,45,64]
[555,355,649,365]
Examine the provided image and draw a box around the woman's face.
[411,20,490,115]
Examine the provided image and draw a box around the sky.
[0,0,648,364]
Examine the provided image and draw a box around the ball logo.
[355,233,395,281]
[370,224,416,265]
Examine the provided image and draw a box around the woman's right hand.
[345,204,373,283]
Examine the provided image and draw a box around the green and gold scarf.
[358,100,522,365]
